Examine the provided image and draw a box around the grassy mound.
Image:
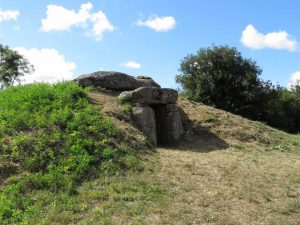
[177,99,300,151]
[1,84,299,224]
[0,83,148,224]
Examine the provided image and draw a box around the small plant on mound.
[0,82,141,224]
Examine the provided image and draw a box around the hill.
[1,83,300,224]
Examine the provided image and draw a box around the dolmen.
[75,71,183,146]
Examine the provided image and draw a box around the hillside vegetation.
[0,83,150,224]
[1,83,300,224]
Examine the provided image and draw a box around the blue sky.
[1,0,300,88]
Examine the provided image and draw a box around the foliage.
[176,45,300,133]
[119,101,135,114]
[264,86,300,133]
[0,44,34,89]
[176,45,273,120]
[0,82,141,224]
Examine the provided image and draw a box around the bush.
[264,86,300,133]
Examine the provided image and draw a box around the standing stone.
[132,105,157,146]
[155,104,183,145]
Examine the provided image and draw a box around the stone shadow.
[158,107,229,153]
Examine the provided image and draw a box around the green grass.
[4,171,166,225]
[0,83,145,224]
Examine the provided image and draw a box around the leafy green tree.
[265,86,300,133]
[176,45,273,120]
[0,44,34,89]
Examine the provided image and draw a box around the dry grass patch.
[149,147,300,225]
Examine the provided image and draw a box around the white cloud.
[0,9,19,23]
[122,61,141,69]
[89,11,114,41]
[41,2,114,40]
[136,16,176,32]
[241,24,298,51]
[14,47,76,84]
[288,71,300,89]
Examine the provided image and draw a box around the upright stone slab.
[155,104,183,145]
[132,105,157,146]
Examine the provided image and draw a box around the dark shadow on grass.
[158,107,229,153]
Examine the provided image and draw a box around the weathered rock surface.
[136,76,160,89]
[155,104,183,145]
[132,105,157,146]
[75,71,160,90]
[119,87,178,105]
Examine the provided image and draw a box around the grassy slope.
[1,86,300,224]
[75,93,300,225]
[0,83,151,224]
[154,100,300,225]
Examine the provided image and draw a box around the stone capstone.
[132,105,157,146]
[119,87,178,105]
[75,71,160,90]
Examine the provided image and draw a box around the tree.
[0,44,34,89]
[176,45,272,120]
[265,86,300,133]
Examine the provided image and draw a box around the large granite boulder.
[132,105,157,146]
[75,71,160,90]
[119,87,178,105]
